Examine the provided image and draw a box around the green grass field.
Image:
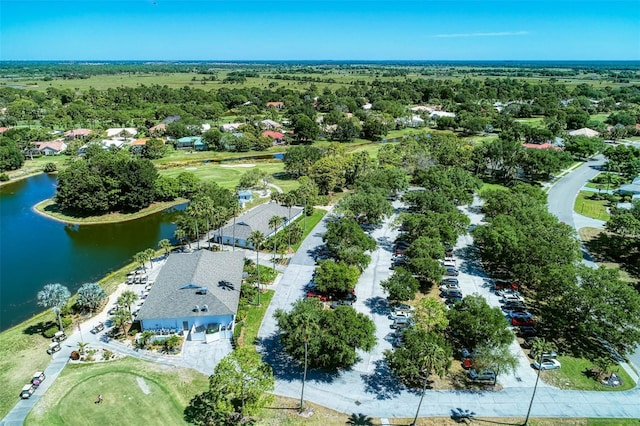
[574,191,611,221]
[25,357,208,426]
[543,356,636,391]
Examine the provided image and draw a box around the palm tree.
[37,283,71,331]
[158,238,172,257]
[118,290,138,313]
[144,248,155,270]
[282,192,296,249]
[524,338,557,426]
[268,215,284,270]
[133,251,147,272]
[410,340,450,426]
[230,196,241,252]
[247,230,265,306]
[186,201,204,250]
[297,310,319,411]
[211,206,227,251]
[78,341,89,355]
[174,229,187,248]
[112,308,132,336]
[197,196,214,249]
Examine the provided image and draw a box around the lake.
[0,174,182,331]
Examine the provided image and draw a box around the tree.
[77,341,89,355]
[185,347,274,425]
[133,251,148,272]
[118,290,138,313]
[447,295,514,350]
[283,145,323,178]
[112,308,132,336]
[268,215,284,269]
[384,329,452,426]
[37,283,71,331]
[564,136,605,159]
[141,138,167,159]
[413,297,448,333]
[275,298,376,369]
[323,217,376,258]
[292,113,319,142]
[76,282,106,313]
[380,267,419,303]
[314,260,360,294]
[158,238,172,256]
[309,155,345,195]
[524,338,557,426]
[473,343,519,383]
[143,247,155,270]
[174,228,187,247]
[336,190,393,225]
[361,116,388,141]
[247,230,265,306]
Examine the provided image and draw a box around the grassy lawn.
[579,227,638,284]
[25,357,208,426]
[292,208,327,251]
[515,117,545,127]
[34,198,186,225]
[542,356,636,391]
[590,113,610,124]
[240,290,275,351]
[158,161,299,192]
[574,191,611,221]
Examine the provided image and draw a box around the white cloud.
[434,31,529,38]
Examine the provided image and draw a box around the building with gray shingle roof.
[214,202,303,248]
[136,250,244,334]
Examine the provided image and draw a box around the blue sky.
[1,0,639,60]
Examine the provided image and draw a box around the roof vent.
[197,287,208,295]
[193,305,200,312]
[202,304,209,312]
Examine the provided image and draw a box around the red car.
[306,291,327,302]
[511,317,535,327]
[462,358,473,369]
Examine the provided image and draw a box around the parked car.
[52,330,67,342]
[441,289,463,298]
[467,368,496,384]
[445,296,463,306]
[533,358,561,370]
[389,310,413,320]
[390,302,414,312]
[90,322,105,334]
[441,278,459,286]
[501,301,527,312]
[47,341,61,355]
[445,246,454,257]
[501,294,524,304]
[530,350,558,360]
[444,267,459,277]
[20,384,36,399]
[462,358,473,369]
[493,279,519,292]
[31,371,46,387]
[306,290,327,302]
[330,300,354,309]
[107,304,121,315]
[440,259,456,268]
[391,317,413,329]
[496,288,520,297]
[440,283,461,292]
[509,310,533,320]
[511,317,535,327]
[517,326,537,337]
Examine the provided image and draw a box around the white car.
[501,294,524,304]
[389,310,413,320]
[533,358,561,370]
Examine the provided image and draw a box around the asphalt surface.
[257,199,640,419]
[546,154,640,381]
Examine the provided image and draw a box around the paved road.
[257,200,640,420]
[547,155,640,381]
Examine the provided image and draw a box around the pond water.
[0,174,182,331]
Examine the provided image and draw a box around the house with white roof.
[106,128,137,138]
[220,123,243,132]
[568,128,600,138]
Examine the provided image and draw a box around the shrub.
[103,349,114,360]
[43,325,59,338]
[0,173,9,182]
[44,162,57,173]
[70,351,80,360]
[232,322,244,349]
[61,316,72,329]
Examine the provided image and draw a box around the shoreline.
[33,197,187,225]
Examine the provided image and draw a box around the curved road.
[547,154,640,377]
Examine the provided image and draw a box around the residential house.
[396,115,425,128]
[261,131,285,144]
[214,202,304,248]
[522,142,562,151]
[258,119,282,130]
[568,128,600,138]
[162,115,181,124]
[429,111,456,119]
[136,250,245,341]
[106,128,137,138]
[176,136,207,150]
[34,140,68,156]
[149,123,167,137]
[266,101,284,109]
[64,128,92,139]
[237,190,253,205]
[362,103,372,110]
[0,127,11,134]
[220,123,243,132]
